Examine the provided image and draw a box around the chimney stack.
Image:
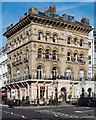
[81,17,89,26]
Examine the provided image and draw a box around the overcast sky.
[1,1,94,48]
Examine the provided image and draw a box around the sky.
[1,1,94,48]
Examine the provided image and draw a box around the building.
[0,45,8,89]
[3,6,92,103]
[88,30,94,80]
[70,30,96,99]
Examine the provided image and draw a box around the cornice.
[3,14,93,39]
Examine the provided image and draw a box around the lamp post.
[55,79,58,106]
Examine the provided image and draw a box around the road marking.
[22,115,26,118]
[75,110,94,113]
[75,111,83,113]
[11,112,13,115]
[82,110,94,113]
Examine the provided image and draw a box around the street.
[1,105,96,120]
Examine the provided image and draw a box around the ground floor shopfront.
[6,79,71,104]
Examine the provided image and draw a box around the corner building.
[3,6,92,103]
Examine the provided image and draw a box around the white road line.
[75,111,83,113]
[11,112,13,115]
[75,110,94,113]
[22,115,26,118]
[82,110,94,112]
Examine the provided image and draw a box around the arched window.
[66,68,71,79]
[45,49,50,59]
[26,49,29,59]
[38,32,43,40]
[14,39,16,47]
[74,38,77,46]
[17,53,19,61]
[80,39,83,47]
[46,33,50,41]
[37,66,43,79]
[53,35,57,43]
[74,53,78,62]
[14,55,16,62]
[53,50,57,60]
[26,66,29,79]
[52,67,58,79]
[67,52,71,61]
[26,32,29,41]
[20,34,23,44]
[38,48,43,59]
[80,54,83,62]
[17,69,20,80]
[67,37,71,44]
[79,70,84,81]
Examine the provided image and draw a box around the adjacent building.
[3,6,93,103]
[0,45,8,88]
[88,30,94,80]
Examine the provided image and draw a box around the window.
[38,32,43,40]
[20,35,23,44]
[80,39,83,47]
[79,70,84,81]
[37,66,43,79]
[74,38,77,46]
[95,45,96,52]
[45,49,50,59]
[17,69,20,80]
[66,68,71,79]
[67,52,71,61]
[88,73,91,81]
[46,33,50,41]
[26,66,29,79]
[26,32,29,41]
[38,48,43,59]
[88,55,91,64]
[40,86,45,99]
[80,54,83,62]
[67,37,71,44]
[52,67,58,79]
[53,50,57,60]
[53,35,57,43]
[88,42,91,48]
[26,49,29,59]
[74,53,77,62]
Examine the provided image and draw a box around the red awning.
[0,92,7,96]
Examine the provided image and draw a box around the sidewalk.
[0,103,74,109]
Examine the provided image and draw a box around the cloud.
[56,2,90,12]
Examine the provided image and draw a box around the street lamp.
[55,79,58,105]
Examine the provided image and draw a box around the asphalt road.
[1,105,96,120]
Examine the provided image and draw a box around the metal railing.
[6,74,92,84]
[7,57,29,68]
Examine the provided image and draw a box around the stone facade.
[3,6,92,103]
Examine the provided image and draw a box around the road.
[1,105,96,120]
